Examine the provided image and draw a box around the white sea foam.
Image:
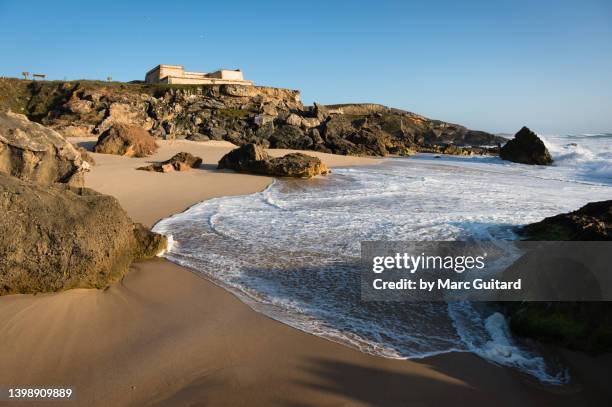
[540,133,612,185]
[156,234,175,256]
[153,134,611,384]
[449,303,568,384]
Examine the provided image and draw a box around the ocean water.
[153,134,611,384]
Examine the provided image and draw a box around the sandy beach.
[1,140,610,406]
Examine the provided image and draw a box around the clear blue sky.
[1,0,611,134]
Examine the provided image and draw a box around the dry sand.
[74,138,377,227]
[0,140,610,406]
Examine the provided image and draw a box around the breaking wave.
[154,134,610,385]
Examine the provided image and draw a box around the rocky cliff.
[0,78,505,156]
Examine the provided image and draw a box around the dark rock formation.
[0,111,88,186]
[218,143,271,169]
[94,123,158,157]
[186,133,210,142]
[218,143,328,178]
[137,152,203,173]
[499,126,553,165]
[0,79,505,158]
[502,200,612,352]
[0,173,167,295]
[521,200,611,241]
[132,223,168,259]
[503,301,612,352]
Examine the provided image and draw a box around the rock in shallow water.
[217,143,328,178]
[521,200,611,241]
[0,111,88,186]
[501,200,612,352]
[0,173,167,295]
[500,126,553,165]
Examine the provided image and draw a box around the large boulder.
[0,111,88,187]
[501,200,612,352]
[137,152,203,173]
[500,127,553,165]
[258,153,329,178]
[0,173,167,294]
[218,143,271,169]
[521,200,611,241]
[218,143,328,178]
[94,123,158,157]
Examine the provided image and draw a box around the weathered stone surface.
[132,223,168,259]
[218,143,271,169]
[221,84,260,97]
[260,153,329,178]
[285,113,303,127]
[0,111,87,186]
[0,173,167,294]
[186,133,210,142]
[500,126,553,165]
[137,152,203,173]
[94,123,158,157]
[501,200,612,352]
[0,79,505,158]
[218,143,328,178]
[503,300,612,352]
[77,146,96,166]
[521,200,611,241]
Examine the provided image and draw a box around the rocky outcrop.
[501,200,612,352]
[94,123,158,157]
[0,79,505,158]
[218,143,272,168]
[258,153,329,178]
[0,173,167,294]
[503,301,612,352]
[500,127,553,165]
[137,152,202,173]
[218,143,328,178]
[77,146,96,166]
[521,200,611,241]
[0,111,88,186]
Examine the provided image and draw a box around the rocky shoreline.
[0,111,167,294]
[0,77,596,356]
[1,78,507,157]
[502,200,612,353]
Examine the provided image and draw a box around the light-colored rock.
[0,111,87,186]
[94,124,158,157]
[285,113,303,127]
[221,84,260,97]
[0,173,167,295]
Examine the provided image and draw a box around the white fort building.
[145,64,253,86]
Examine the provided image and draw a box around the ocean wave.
[449,303,568,384]
[540,134,612,185]
[153,145,611,385]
